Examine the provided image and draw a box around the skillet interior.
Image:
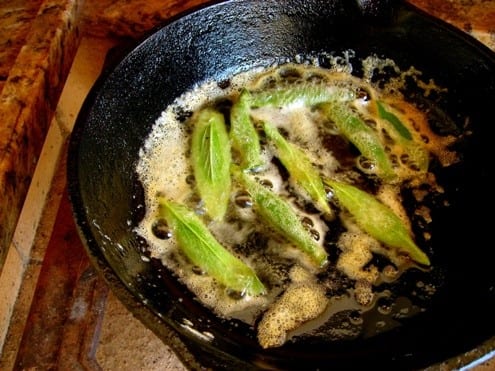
[67,0,495,369]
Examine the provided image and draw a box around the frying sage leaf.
[325,179,430,266]
[320,102,397,182]
[230,89,264,171]
[376,101,412,140]
[250,83,350,108]
[262,121,332,215]
[237,170,328,267]
[376,101,430,172]
[191,107,231,220]
[159,197,266,296]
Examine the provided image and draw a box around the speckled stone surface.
[0,0,44,94]
[79,0,207,39]
[77,0,495,53]
[409,0,495,52]
[0,0,81,272]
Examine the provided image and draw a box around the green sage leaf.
[191,107,231,220]
[230,89,263,171]
[325,179,430,266]
[237,170,328,267]
[320,102,397,182]
[376,101,412,140]
[250,83,350,108]
[376,101,430,172]
[159,197,266,296]
[263,121,332,215]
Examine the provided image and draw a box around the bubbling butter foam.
[135,54,458,347]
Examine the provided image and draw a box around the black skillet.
[67,0,495,369]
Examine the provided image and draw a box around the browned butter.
[135,55,458,348]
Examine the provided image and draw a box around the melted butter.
[135,56,458,346]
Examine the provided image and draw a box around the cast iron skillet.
[67,0,495,369]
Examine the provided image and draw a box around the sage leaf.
[376,101,430,172]
[325,179,430,266]
[250,83,349,108]
[158,197,266,296]
[237,170,328,267]
[230,89,263,171]
[262,121,332,215]
[320,102,397,182]
[376,101,412,140]
[191,107,231,220]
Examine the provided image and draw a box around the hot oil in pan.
[134,54,459,348]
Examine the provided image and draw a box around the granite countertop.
[2,0,495,275]
[410,0,495,51]
[0,0,209,284]
[2,0,495,277]
[0,0,494,369]
[0,0,81,271]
